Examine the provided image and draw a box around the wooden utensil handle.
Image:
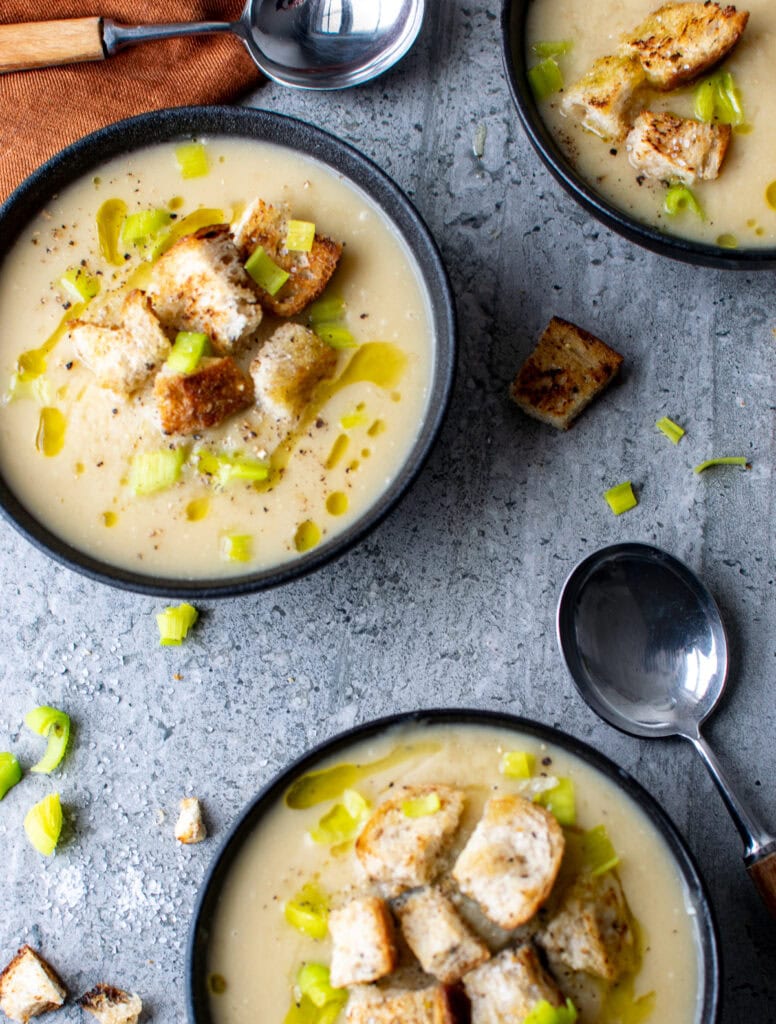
[0,18,105,74]
[748,846,776,917]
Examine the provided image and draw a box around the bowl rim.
[500,0,776,270]
[0,105,456,598]
[185,706,722,1024]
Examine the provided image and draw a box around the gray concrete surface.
[1,2,774,1022]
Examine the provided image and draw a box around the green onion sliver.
[401,792,441,818]
[286,219,315,253]
[245,246,290,296]
[60,267,100,303]
[24,792,63,856]
[583,824,620,877]
[309,294,346,325]
[603,481,638,516]
[0,752,22,800]
[694,456,749,474]
[316,323,357,350]
[500,750,536,779]
[24,706,71,774]
[664,184,703,220]
[656,416,685,444]
[534,777,576,826]
[221,533,253,563]
[284,882,329,939]
[175,141,210,180]
[310,788,370,845]
[528,58,563,102]
[296,964,345,1011]
[130,448,186,496]
[197,451,269,488]
[694,70,744,126]
[523,997,579,1024]
[156,602,199,646]
[97,198,128,266]
[167,332,211,375]
[120,208,173,248]
[531,40,572,58]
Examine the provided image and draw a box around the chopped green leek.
[97,198,128,265]
[309,294,346,325]
[286,219,316,252]
[0,752,22,800]
[310,788,370,845]
[664,184,703,220]
[528,58,564,101]
[120,208,173,249]
[582,824,620,876]
[656,416,685,444]
[315,323,357,349]
[175,141,210,179]
[130,448,186,496]
[221,533,253,563]
[500,751,536,779]
[197,451,269,488]
[156,602,199,646]
[245,246,290,295]
[24,706,70,774]
[531,40,572,58]
[296,964,345,1011]
[694,70,744,126]
[60,267,100,303]
[284,882,329,939]
[167,332,211,375]
[534,777,576,826]
[603,481,638,516]
[694,456,749,474]
[24,792,63,856]
[523,998,578,1024]
[402,792,441,818]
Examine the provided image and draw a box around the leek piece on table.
[120,208,173,249]
[24,706,70,774]
[286,219,316,253]
[694,456,749,473]
[97,198,128,266]
[531,40,572,58]
[583,824,620,876]
[60,267,100,303]
[524,998,578,1024]
[221,534,253,563]
[130,448,186,496]
[308,294,346,325]
[500,750,536,779]
[156,602,199,646]
[284,882,329,939]
[534,777,576,826]
[402,792,441,818]
[166,332,211,375]
[0,752,22,800]
[528,58,563,101]
[245,246,290,295]
[315,323,357,350]
[664,184,703,220]
[310,788,370,845]
[175,141,210,179]
[24,792,63,856]
[603,481,638,516]
[656,416,685,444]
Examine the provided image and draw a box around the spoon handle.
[0,19,105,74]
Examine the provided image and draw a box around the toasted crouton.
[452,794,564,930]
[250,323,337,424]
[620,2,749,90]
[355,785,465,898]
[561,55,646,141]
[395,886,490,984]
[0,945,67,1023]
[509,317,623,431]
[329,896,397,988]
[78,984,142,1024]
[232,199,342,317]
[154,356,254,435]
[174,797,207,845]
[537,871,636,982]
[68,289,171,395]
[346,984,459,1024]
[626,110,731,183]
[148,225,262,355]
[463,946,565,1024]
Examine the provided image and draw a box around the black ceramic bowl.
[501,0,776,270]
[186,708,721,1024]
[0,106,455,598]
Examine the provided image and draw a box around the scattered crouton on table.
[626,110,731,184]
[463,945,565,1024]
[174,797,207,844]
[329,895,397,988]
[395,886,490,984]
[79,984,143,1024]
[155,356,254,435]
[0,945,67,1023]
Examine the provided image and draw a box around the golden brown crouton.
[537,871,637,982]
[452,794,564,930]
[355,785,465,898]
[250,323,338,423]
[346,984,460,1024]
[174,797,207,845]
[463,946,565,1024]
[154,356,254,435]
[148,226,263,355]
[0,945,67,1023]
[395,886,490,984]
[509,317,623,431]
[620,2,749,90]
[561,55,646,141]
[329,896,397,988]
[626,110,731,183]
[232,199,342,317]
[78,984,142,1024]
[68,289,171,395]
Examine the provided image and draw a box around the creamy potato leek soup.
[207,723,702,1024]
[0,138,433,578]
[526,0,776,247]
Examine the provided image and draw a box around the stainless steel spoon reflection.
[557,542,776,916]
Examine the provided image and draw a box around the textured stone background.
[1,3,774,1022]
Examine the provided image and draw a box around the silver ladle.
[0,0,425,89]
[557,542,776,916]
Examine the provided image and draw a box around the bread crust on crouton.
[345,983,460,1024]
[154,356,254,435]
[355,785,465,898]
[626,110,731,184]
[463,945,565,1024]
[620,2,749,90]
[395,886,490,984]
[538,871,636,982]
[0,945,67,1023]
[174,797,207,845]
[149,225,262,355]
[509,317,623,431]
[78,984,142,1024]
[250,323,337,423]
[452,794,565,930]
[561,55,646,142]
[329,896,397,988]
[232,199,342,317]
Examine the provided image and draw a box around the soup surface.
[526,0,776,247]
[207,722,702,1024]
[0,138,433,579]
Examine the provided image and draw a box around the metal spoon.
[0,0,425,89]
[557,542,776,916]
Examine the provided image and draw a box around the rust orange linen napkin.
[0,2,262,201]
